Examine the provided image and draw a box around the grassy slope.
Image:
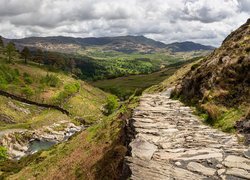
[0,55,107,130]
[145,60,200,93]
[12,63,106,118]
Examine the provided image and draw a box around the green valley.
[91,58,200,100]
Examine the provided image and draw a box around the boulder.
[130,138,157,160]
[0,114,15,124]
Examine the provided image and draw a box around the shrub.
[0,74,8,89]
[14,69,19,76]
[64,82,80,94]
[40,74,60,87]
[238,56,245,63]
[23,72,33,84]
[0,65,19,85]
[191,63,199,71]
[0,146,7,161]
[21,86,34,98]
[202,103,221,120]
[53,82,80,104]
[215,108,244,133]
[218,56,223,64]
[245,46,250,53]
[104,87,132,100]
[234,43,239,48]
[104,95,119,115]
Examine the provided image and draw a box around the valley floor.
[126,89,250,179]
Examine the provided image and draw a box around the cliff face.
[174,19,250,135]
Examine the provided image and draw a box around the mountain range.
[2,35,215,53]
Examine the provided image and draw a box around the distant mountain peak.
[1,35,215,53]
[165,41,215,52]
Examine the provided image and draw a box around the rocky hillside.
[173,19,250,139]
[3,35,214,54]
[166,41,214,52]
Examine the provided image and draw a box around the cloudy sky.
[0,0,249,46]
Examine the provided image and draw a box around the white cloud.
[181,0,239,23]
[0,0,249,46]
[0,0,41,16]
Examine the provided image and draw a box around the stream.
[28,140,57,154]
[0,123,85,160]
[27,128,80,154]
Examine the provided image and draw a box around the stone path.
[126,90,250,180]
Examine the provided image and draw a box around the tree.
[104,95,119,115]
[72,67,82,77]
[43,52,64,69]
[21,86,34,98]
[0,146,7,161]
[69,59,76,69]
[0,36,4,48]
[5,42,17,63]
[0,36,4,54]
[21,47,30,64]
[33,49,44,65]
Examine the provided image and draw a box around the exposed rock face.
[8,101,31,114]
[236,112,250,144]
[125,91,250,179]
[0,121,85,159]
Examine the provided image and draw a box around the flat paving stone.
[187,162,216,176]
[125,89,249,179]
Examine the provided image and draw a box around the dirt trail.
[126,90,250,179]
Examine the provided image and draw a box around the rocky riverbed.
[0,121,85,159]
[125,90,250,179]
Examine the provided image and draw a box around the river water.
[28,140,57,154]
